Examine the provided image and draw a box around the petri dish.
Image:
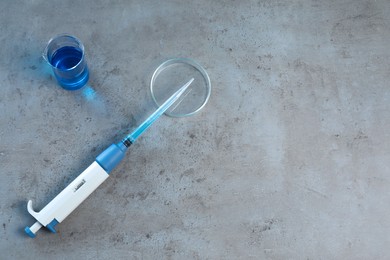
[150,58,211,117]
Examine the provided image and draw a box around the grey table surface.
[1,0,390,259]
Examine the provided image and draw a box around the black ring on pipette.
[122,139,132,148]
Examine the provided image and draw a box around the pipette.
[24,78,194,238]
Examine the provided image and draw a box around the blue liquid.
[50,46,89,90]
[51,46,82,70]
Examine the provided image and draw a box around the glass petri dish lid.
[150,58,211,117]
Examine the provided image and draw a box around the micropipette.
[24,78,194,238]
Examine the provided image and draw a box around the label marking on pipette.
[74,179,86,192]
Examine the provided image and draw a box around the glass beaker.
[43,34,89,90]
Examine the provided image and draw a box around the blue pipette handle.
[96,142,128,174]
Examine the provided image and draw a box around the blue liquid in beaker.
[50,46,89,90]
[52,46,82,70]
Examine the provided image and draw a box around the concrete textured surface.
[1,0,390,259]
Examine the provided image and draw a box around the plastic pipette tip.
[124,78,194,143]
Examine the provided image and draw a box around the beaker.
[43,34,89,90]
